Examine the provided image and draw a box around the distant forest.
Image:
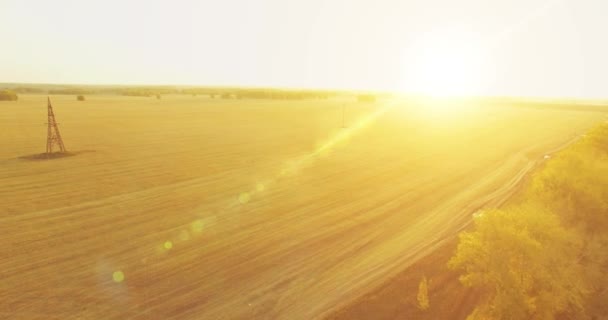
[0,83,382,101]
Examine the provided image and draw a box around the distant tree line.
[1,85,380,102]
[234,89,332,100]
[182,88,335,100]
[12,87,45,94]
[357,94,377,102]
[49,88,94,95]
[0,90,18,101]
[120,87,180,97]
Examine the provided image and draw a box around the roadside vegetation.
[450,123,608,319]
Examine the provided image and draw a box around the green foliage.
[584,123,608,154]
[450,123,608,319]
[417,276,430,310]
[449,205,588,319]
[529,127,608,233]
[0,89,18,101]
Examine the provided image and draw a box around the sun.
[401,30,487,97]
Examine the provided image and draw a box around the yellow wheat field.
[0,94,605,319]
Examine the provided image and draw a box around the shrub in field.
[417,276,430,310]
[77,95,85,101]
[0,90,18,101]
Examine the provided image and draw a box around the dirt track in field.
[1,95,604,319]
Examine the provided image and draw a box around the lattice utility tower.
[46,97,67,154]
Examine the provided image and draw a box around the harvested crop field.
[1,94,605,319]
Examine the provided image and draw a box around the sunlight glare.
[402,30,487,98]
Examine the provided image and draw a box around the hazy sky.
[1,0,607,98]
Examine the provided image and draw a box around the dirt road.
[0,95,604,319]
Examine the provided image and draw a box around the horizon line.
[1,81,607,102]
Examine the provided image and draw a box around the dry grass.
[0,94,604,319]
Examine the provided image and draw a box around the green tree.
[533,126,608,318]
[449,205,588,320]
[584,123,608,153]
[529,147,608,234]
